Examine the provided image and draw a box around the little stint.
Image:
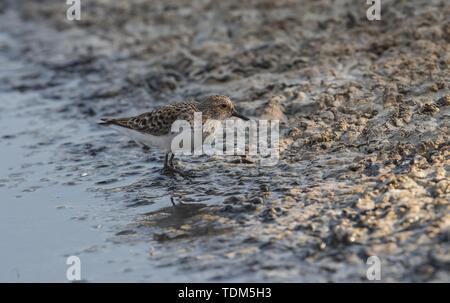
[99,95,249,177]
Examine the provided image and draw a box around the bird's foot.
[161,165,193,180]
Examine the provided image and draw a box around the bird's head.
[199,95,249,121]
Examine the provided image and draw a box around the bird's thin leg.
[164,153,169,169]
[169,153,175,167]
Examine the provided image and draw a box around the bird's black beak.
[232,109,250,121]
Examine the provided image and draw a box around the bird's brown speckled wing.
[100,102,200,136]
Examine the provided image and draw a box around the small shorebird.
[99,95,249,177]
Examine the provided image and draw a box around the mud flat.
[0,0,449,282]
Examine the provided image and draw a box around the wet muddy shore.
[0,0,449,282]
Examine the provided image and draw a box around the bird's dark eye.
[221,104,228,108]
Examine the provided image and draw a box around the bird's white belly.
[110,125,173,151]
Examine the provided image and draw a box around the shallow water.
[0,51,251,282]
[0,54,189,282]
